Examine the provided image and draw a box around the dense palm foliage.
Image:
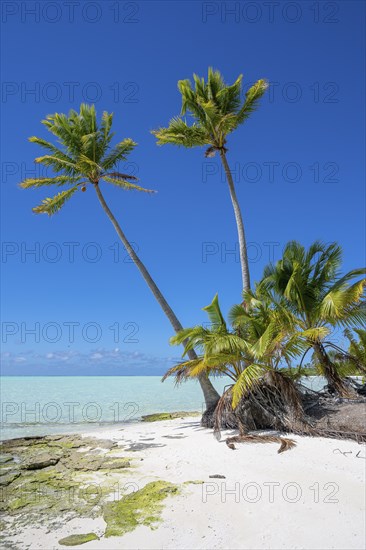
[257,241,366,396]
[20,104,153,213]
[165,292,304,452]
[165,293,303,409]
[153,68,268,291]
[341,328,366,372]
[20,104,220,409]
[165,241,365,404]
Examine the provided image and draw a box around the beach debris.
[226,434,296,453]
[355,450,366,459]
[333,448,352,457]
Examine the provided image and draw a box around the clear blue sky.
[1,0,365,374]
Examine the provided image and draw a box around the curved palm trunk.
[312,341,356,398]
[220,150,250,291]
[94,183,220,409]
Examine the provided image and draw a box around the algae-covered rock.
[100,458,130,470]
[23,452,62,470]
[141,411,200,422]
[0,471,21,486]
[62,454,130,472]
[103,480,180,537]
[58,533,99,546]
[0,434,133,528]
[0,455,13,464]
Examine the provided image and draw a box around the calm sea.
[0,375,329,440]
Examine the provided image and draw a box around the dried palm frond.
[226,433,296,453]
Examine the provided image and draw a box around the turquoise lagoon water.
[0,375,330,440]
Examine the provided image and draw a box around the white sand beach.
[3,414,365,550]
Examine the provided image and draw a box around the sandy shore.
[3,415,365,550]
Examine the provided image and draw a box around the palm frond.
[20,176,81,188]
[153,117,209,147]
[32,186,78,215]
[232,364,265,408]
[103,176,155,193]
[101,138,137,171]
[236,79,268,124]
[202,294,226,328]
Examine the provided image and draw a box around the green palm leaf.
[202,294,226,328]
[20,176,82,188]
[103,177,155,193]
[32,187,79,215]
[232,364,266,408]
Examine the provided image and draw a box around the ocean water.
[0,375,333,441]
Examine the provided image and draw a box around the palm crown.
[152,68,268,292]
[258,241,366,334]
[257,241,366,395]
[165,293,304,408]
[20,104,153,215]
[153,68,268,156]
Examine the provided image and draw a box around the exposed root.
[225,433,297,453]
[202,373,366,455]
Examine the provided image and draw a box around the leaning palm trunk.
[94,183,220,409]
[220,150,250,291]
[312,341,356,398]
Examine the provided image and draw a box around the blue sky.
[1,0,365,374]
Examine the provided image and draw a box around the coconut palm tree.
[152,68,268,291]
[20,104,220,409]
[258,241,366,397]
[165,293,305,452]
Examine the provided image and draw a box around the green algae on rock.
[0,434,132,528]
[141,411,200,422]
[103,481,180,537]
[58,533,99,546]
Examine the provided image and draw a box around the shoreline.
[0,411,202,443]
[1,414,365,549]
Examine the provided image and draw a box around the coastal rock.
[22,452,61,470]
[61,453,130,472]
[45,435,115,450]
[141,411,200,422]
[0,471,21,486]
[0,455,13,464]
[1,436,45,449]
